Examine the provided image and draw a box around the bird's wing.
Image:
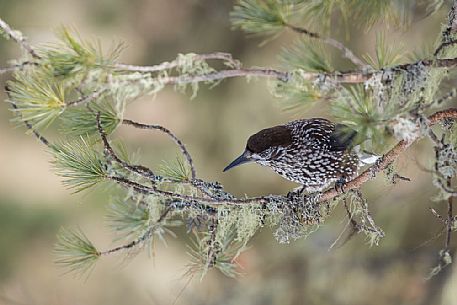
[328,124,358,151]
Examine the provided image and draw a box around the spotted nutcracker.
[223,118,376,192]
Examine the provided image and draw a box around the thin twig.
[445,177,454,250]
[96,112,157,181]
[109,175,269,206]
[114,52,241,72]
[0,61,37,74]
[122,119,197,180]
[284,23,367,68]
[5,86,50,147]
[436,88,457,106]
[66,88,108,107]
[100,205,173,256]
[435,39,457,57]
[0,17,41,59]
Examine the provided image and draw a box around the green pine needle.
[426,0,445,17]
[272,69,330,112]
[106,198,150,240]
[0,27,9,40]
[331,85,388,152]
[299,0,412,32]
[54,227,100,277]
[350,0,393,29]
[186,230,243,280]
[230,0,291,36]
[60,99,121,136]
[51,136,107,193]
[7,69,66,131]
[41,27,124,77]
[363,33,404,69]
[299,0,341,32]
[280,39,332,72]
[159,156,191,182]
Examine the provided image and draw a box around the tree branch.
[0,17,41,59]
[284,23,367,68]
[67,88,108,107]
[96,112,157,181]
[122,119,197,180]
[0,61,36,74]
[100,205,172,256]
[142,57,457,88]
[114,52,241,72]
[4,85,50,147]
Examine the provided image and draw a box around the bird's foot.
[334,177,347,194]
[287,186,305,200]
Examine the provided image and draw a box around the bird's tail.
[354,146,380,165]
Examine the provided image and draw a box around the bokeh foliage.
[1,0,456,289]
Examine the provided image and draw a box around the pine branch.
[96,112,157,181]
[135,57,457,87]
[114,52,241,72]
[0,61,37,74]
[100,206,172,256]
[4,85,50,147]
[122,119,196,180]
[66,88,108,107]
[284,23,367,68]
[0,17,41,59]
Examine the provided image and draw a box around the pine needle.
[230,0,290,36]
[54,227,100,277]
[363,33,404,69]
[159,156,191,182]
[50,136,107,193]
[106,198,150,240]
[7,69,66,131]
[280,39,332,72]
[60,98,121,136]
[41,27,124,77]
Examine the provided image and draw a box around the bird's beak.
[223,150,252,172]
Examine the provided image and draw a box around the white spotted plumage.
[252,118,359,191]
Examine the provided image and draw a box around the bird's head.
[223,125,292,172]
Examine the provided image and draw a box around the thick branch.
[114,52,240,72]
[148,58,457,87]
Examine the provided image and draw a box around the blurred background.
[0,1,456,304]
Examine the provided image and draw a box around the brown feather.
[246,125,293,153]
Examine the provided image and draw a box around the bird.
[223,118,371,193]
